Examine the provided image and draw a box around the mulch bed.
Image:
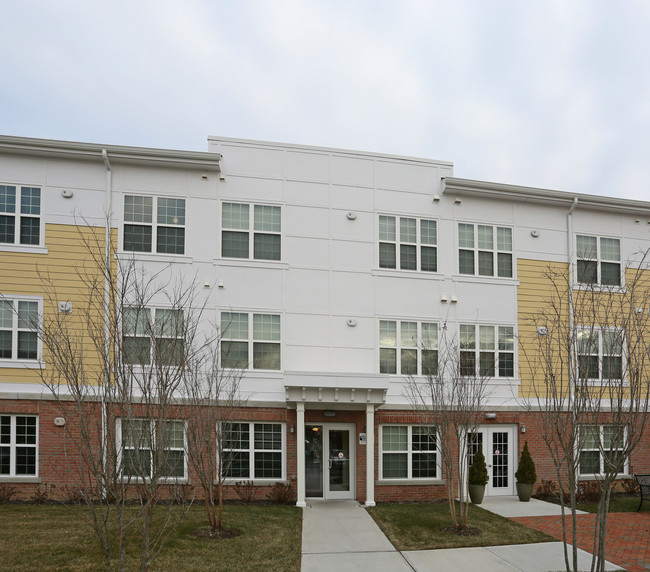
[440,526,481,536]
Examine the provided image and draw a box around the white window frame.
[378,215,438,272]
[459,324,515,378]
[0,295,42,366]
[379,320,438,376]
[458,223,513,278]
[578,425,628,477]
[220,311,281,371]
[221,202,282,261]
[576,327,624,384]
[122,306,184,367]
[117,418,187,481]
[221,422,286,482]
[0,184,42,248]
[122,194,186,255]
[576,234,621,287]
[379,425,439,480]
[0,415,38,478]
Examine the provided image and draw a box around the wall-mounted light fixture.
[290,425,295,434]
[346,211,357,220]
[520,425,526,433]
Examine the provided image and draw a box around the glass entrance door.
[468,426,516,496]
[305,424,355,500]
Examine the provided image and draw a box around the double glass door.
[305,424,354,499]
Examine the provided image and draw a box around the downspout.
[567,198,578,416]
[101,149,112,498]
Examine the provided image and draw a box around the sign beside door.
[305,423,355,500]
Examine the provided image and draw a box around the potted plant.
[515,441,537,502]
[468,447,489,504]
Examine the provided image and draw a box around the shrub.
[515,441,537,484]
[234,480,257,503]
[468,448,489,486]
[266,482,295,505]
[0,484,17,503]
[31,484,55,504]
[535,479,558,499]
[620,478,639,495]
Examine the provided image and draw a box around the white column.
[296,403,306,507]
[365,404,376,507]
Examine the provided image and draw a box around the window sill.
[573,283,626,294]
[377,479,445,486]
[0,360,44,369]
[120,477,189,484]
[117,252,194,264]
[215,258,289,270]
[221,479,288,486]
[578,473,630,481]
[0,476,42,483]
[372,269,443,280]
[0,245,48,255]
[452,274,519,285]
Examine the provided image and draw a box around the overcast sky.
[1,1,648,200]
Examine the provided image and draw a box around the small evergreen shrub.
[515,441,537,484]
[266,482,295,505]
[468,448,489,485]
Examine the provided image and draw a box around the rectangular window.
[577,328,623,382]
[381,425,437,479]
[576,235,621,286]
[0,298,39,361]
[458,223,512,278]
[379,320,438,375]
[221,312,281,370]
[579,425,626,476]
[123,195,186,255]
[0,415,38,477]
[0,185,41,246]
[222,202,281,261]
[122,307,184,367]
[120,419,186,479]
[222,422,284,480]
[379,215,437,272]
[460,324,514,377]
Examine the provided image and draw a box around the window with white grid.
[119,418,186,480]
[577,328,623,382]
[379,320,438,375]
[576,235,621,287]
[222,202,281,261]
[122,307,184,367]
[221,312,281,370]
[579,425,626,476]
[460,324,514,377]
[123,195,186,255]
[379,215,437,272]
[0,185,41,246]
[380,425,438,479]
[222,422,284,480]
[458,223,512,278]
[0,415,37,477]
[0,297,40,362]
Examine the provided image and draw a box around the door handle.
[328,459,332,469]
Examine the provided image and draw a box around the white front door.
[469,425,516,496]
[305,423,355,500]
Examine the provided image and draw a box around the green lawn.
[0,503,302,571]
[578,495,649,514]
[367,501,554,551]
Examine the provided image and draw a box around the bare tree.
[521,252,650,572]
[183,340,247,534]
[32,226,209,571]
[405,323,490,530]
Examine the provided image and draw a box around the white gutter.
[567,197,578,412]
[101,149,112,499]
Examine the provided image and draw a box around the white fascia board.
[207,135,454,169]
[0,135,221,172]
[442,176,650,215]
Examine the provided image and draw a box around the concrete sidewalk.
[301,498,622,572]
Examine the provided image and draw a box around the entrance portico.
[285,383,387,508]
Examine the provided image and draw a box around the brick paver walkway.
[513,512,650,572]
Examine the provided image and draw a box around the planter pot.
[516,482,534,502]
[468,484,486,504]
